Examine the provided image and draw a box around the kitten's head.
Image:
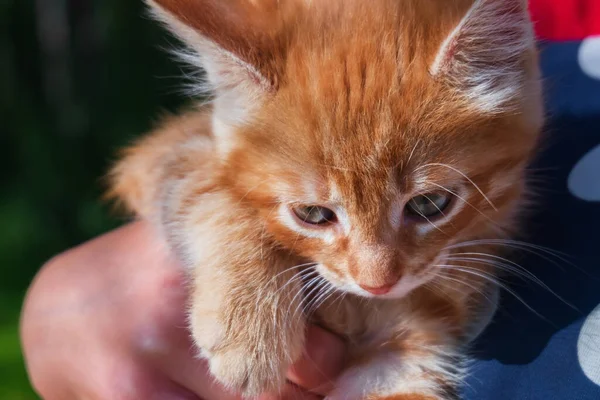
[150,0,543,298]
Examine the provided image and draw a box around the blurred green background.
[2,1,186,397]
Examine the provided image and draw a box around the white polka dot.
[568,144,600,202]
[578,36,600,80]
[578,304,600,386]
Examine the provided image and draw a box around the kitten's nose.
[359,281,397,295]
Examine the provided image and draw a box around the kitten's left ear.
[431,0,536,113]
[146,0,289,141]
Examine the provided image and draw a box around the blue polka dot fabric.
[463,36,600,399]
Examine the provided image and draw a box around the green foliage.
[1,0,185,395]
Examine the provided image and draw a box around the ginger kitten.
[109,0,544,398]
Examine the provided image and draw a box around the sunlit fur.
[109,0,544,398]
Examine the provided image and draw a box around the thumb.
[286,325,347,396]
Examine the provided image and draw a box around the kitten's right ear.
[430,0,535,114]
[147,0,286,125]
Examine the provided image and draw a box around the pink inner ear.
[439,36,459,73]
[150,0,287,91]
[430,0,534,112]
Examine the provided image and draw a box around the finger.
[101,374,203,400]
[286,325,346,396]
[165,355,239,400]
[140,310,240,400]
[259,382,322,400]
[142,377,204,400]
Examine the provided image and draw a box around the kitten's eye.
[293,205,337,225]
[406,193,452,218]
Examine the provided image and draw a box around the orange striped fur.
[109,0,543,398]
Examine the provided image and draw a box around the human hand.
[21,221,346,399]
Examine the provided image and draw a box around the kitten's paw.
[207,346,289,397]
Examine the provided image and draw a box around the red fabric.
[529,0,600,40]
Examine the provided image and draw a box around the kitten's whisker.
[295,279,329,321]
[411,206,447,235]
[425,181,497,226]
[306,284,336,318]
[268,263,317,287]
[393,139,422,171]
[315,289,338,317]
[451,252,548,281]
[433,270,494,302]
[447,254,578,311]
[423,280,455,302]
[436,264,551,323]
[413,209,448,236]
[406,139,421,166]
[293,277,326,319]
[287,275,321,319]
[445,238,591,276]
[417,163,497,211]
[417,192,452,223]
[308,280,333,310]
[447,256,536,284]
[303,286,327,316]
[332,291,348,315]
[274,268,318,299]
[433,271,497,311]
[445,239,573,260]
[438,264,507,286]
[314,283,337,309]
